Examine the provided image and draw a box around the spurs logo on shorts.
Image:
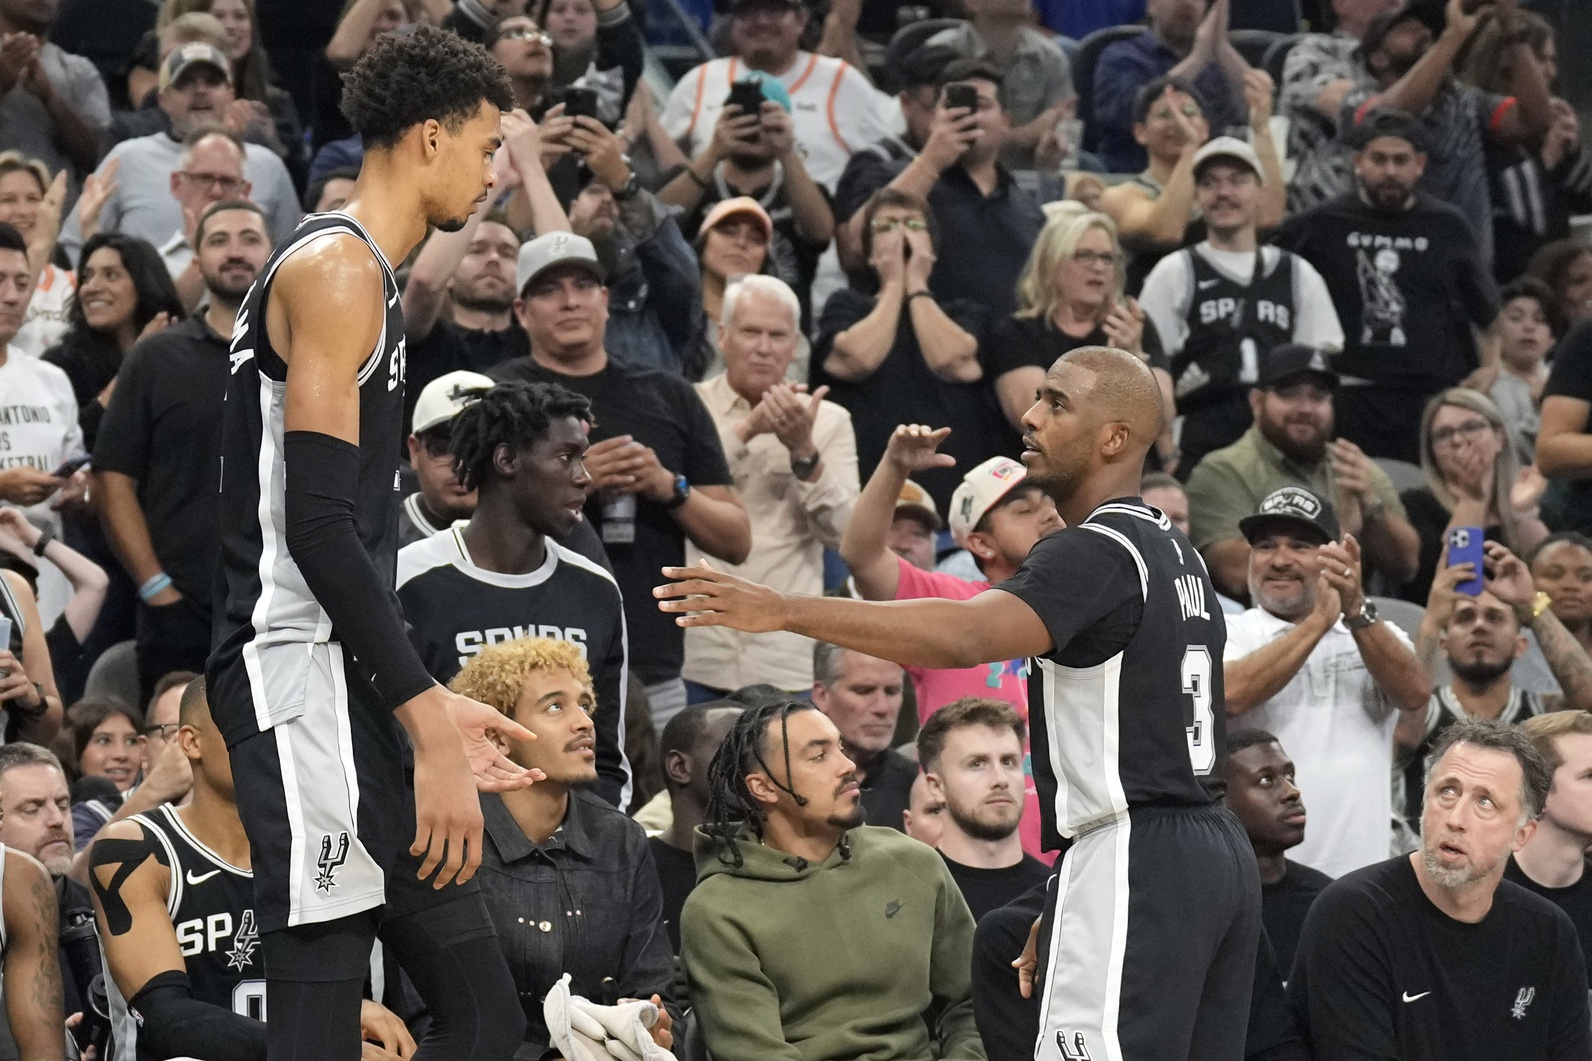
[226,910,260,971]
[315,832,351,893]
[1056,1030,1093,1060]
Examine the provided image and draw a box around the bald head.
[1059,346,1165,445]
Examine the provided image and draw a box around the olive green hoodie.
[681,823,986,1061]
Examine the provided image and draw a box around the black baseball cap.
[1259,344,1339,390]
[1358,0,1445,62]
[1239,487,1340,546]
[1346,106,1428,154]
[881,43,960,95]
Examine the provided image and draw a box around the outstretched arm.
[3,850,62,1061]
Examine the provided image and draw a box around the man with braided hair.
[659,345,1260,1060]
[682,699,982,1060]
[398,380,632,810]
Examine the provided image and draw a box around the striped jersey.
[209,213,407,741]
[999,498,1227,846]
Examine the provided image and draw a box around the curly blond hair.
[449,637,591,718]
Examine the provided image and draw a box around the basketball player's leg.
[1185,809,1264,1061]
[972,883,1046,1061]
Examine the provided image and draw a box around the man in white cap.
[1139,134,1343,475]
[841,424,1060,858]
[492,231,750,728]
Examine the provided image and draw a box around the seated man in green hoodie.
[681,699,985,1060]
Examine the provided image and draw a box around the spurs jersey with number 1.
[209,211,407,745]
[105,804,260,1061]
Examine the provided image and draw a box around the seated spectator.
[451,637,677,1056]
[809,641,914,832]
[916,697,1048,921]
[143,129,255,313]
[397,380,631,808]
[1290,717,1591,1059]
[1222,728,1332,975]
[683,700,980,1060]
[58,42,301,261]
[1489,277,1560,468]
[1331,0,1552,271]
[1223,487,1429,877]
[1513,711,1592,975]
[686,276,858,697]
[1141,469,1191,534]
[0,0,108,184]
[1185,343,1418,601]
[903,768,945,843]
[886,478,940,572]
[1274,109,1501,463]
[659,0,888,191]
[399,370,493,547]
[43,232,181,451]
[814,191,992,514]
[1141,136,1341,473]
[0,748,64,1057]
[491,232,750,728]
[1527,239,1592,326]
[303,165,357,214]
[925,0,1072,170]
[0,506,106,698]
[1092,0,1251,174]
[1280,0,1403,212]
[1529,533,1592,656]
[87,678,416,1061]
[1399,388,1548,604]
[650,700,741,952]
[986,207,1175,468]
[870,61,1045,321]
[95,200,269,705]
[1458,10,1590,282]
[58,697,142,849]
[659,87,833,334]
[0,152,70,358]
[689,197,774,380]
[1401,542,1592,825]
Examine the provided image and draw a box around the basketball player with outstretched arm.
[198,26,536,1061]
[656,346,1261,1060]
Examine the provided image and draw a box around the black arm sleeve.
[283,430,435,710]
[593,4,644,116]
[128,970,267,1061]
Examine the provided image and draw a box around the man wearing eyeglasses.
[161,129,251,312]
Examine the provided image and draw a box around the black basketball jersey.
[106,805,261,1061]
[1171,246,1297,411]
[210,213,408,740]
[1001,500,1226,846]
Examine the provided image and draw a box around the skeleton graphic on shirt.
[1357,248,1407,346]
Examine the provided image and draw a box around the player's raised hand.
[885,423,955,475]
[655,561,788,632]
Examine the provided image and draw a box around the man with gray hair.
[810,641,915,833]
[1291,716,1591,1060]
[684,274,859,699]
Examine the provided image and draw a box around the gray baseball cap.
[515,232,605,296]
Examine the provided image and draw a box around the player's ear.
[493,441,517,479]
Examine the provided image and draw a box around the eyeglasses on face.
[500,25,553,44]
[1430,419,1492,447]
[144,722,180,741]
[1070,249,1121,268]
[179,172,246,194]
[870,217,927,233]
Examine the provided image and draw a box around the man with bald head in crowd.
[657,347,1259,1058]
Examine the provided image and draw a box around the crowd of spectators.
[0,0,1588,1055]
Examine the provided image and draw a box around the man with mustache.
[1292,717,1591,1060]
[1139,136,1343,476]
[1185,343,1419,600]
[94,198,271,707]
[1274,107,1502,463]
[1223,486,1429,878]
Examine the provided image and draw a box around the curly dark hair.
[340,24,515,150]
[448,379,593,493]
[703,700,820,867]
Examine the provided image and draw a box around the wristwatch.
[790,451,820,480]
[612,170,641,201]
[665,473,690,510]
[1345,598,1379,631]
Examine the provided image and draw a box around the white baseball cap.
[410,370,495,436]
[948,457,1029,548]
[516,231,605,296]
[1192,135,1266,184]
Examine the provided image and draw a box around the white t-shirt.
[13,265,74,359]
[660,52,891,189]
[1224,607,1411,879]
[0,347,84,623]
[1140,243,1345,358]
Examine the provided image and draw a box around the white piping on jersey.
[157,804,252,878]
[130,811,187,918]
[1092,502,1171,531]
[1079,523,1148,598]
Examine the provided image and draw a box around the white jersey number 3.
[1183,646,1216,775]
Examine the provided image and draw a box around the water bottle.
[602,492,636,545]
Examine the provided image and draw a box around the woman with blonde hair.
[1400,387,1549,603]
[0,152,70,357]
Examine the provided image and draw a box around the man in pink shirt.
[841,423,1062,858]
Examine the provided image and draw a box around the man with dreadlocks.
[398,380,633,810]
[682,698,983,1060]
[659,346,1259,1061]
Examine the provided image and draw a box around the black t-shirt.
[813,287,1003,513]
[920,164,1046,321]
[859,747,917,835]
[1271,192,1499,387]
[1542,320,1592,535]
[1262,858,1332,978]
[92,315,229,602]
[1505,856,1592,981]
[832,138,915,225]
[941,851,1052,923]
[1396,487,1505,605]
[488,356,734,684]
[43,331,121,451]
[405,319,529,436]
[649,835,697,954]
[1290,855,1591,1061]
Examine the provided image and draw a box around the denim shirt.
[477,789,679,1056]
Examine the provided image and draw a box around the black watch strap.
[665,473,690,510]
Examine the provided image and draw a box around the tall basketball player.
[201,25,536,1061]
[656,347,1261,1060]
